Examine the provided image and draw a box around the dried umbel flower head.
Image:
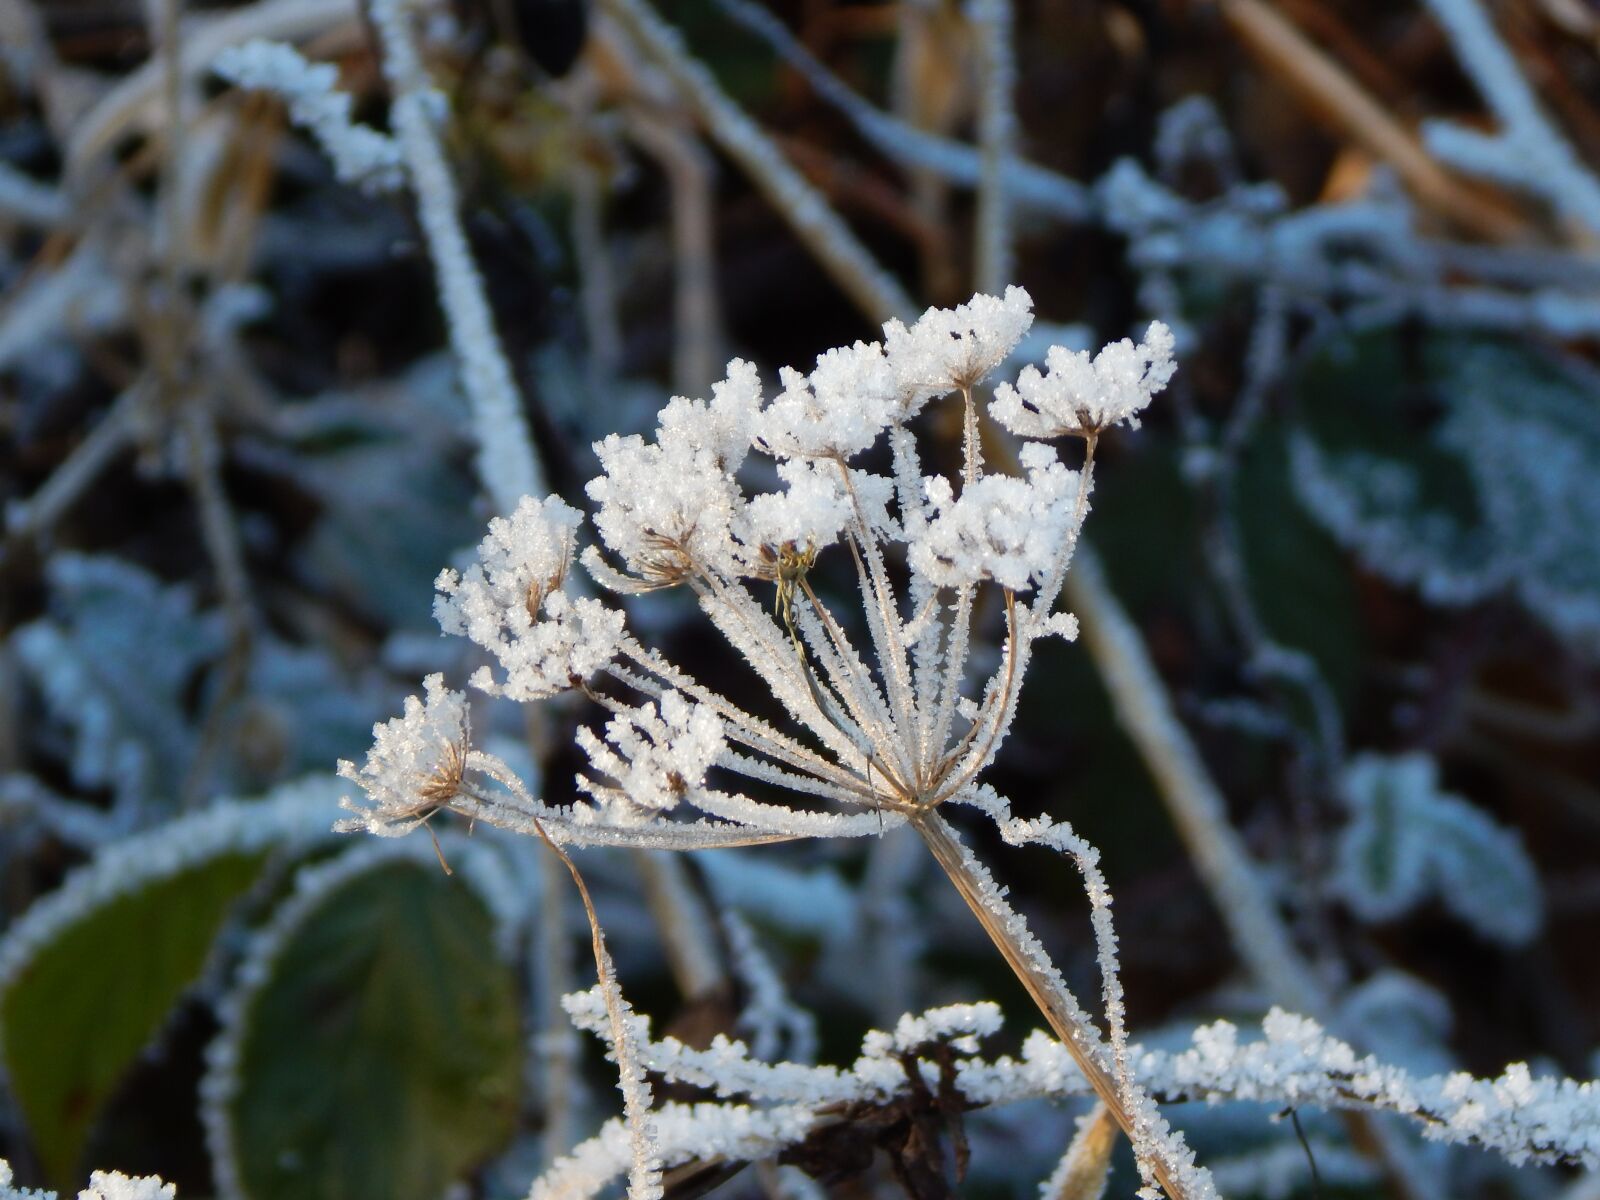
[991,320,1176,439]
[883,285,1036,410]
[340,289,1206,1200]
[336,673,471,838]
[435,495,625,699]
[351,288,1176,843]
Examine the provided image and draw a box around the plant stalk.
[913,811,1191,1200]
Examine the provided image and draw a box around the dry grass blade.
[1045,1104,1115,1200]
[1219,0,1524,240]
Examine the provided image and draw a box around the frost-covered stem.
[1065,548,1322,1012]
[530,818,662,1200]
[793,582,900,760]
[1043,1103,1115,1200]
[834,460,919,760]
[692,576,866,764]
[602,0,917,324]
[1420,0,1600,237]
[609,643,878,801]
[632,850,727,999]
[535,837,580,1163]
[929,592,1021,805]
[624,108,722,394]
[929,583,976,773]
[912,811,1195,1200]
[960,383,983,488]
[970,0,1016,295]
[369,0,544,514]
[570,155,623,382]
[936,440,1097,801]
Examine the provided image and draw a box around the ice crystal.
[911,443,1077,591]
[577,694,727,816]
[752,341,897,459]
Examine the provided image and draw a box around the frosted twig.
[970,0,1016,295]
[536,824,663,1200]
[0,161,69,228]
[368,0,545,514]
[1420,0,1600,238]
[211,40,403,189]
[601,0,917,323]
[67,0,360,179]
[704,0,1091,222]
[1218,0,1520,240]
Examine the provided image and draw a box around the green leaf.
[1290,328,1600,656]
[0,851,267,1188]
[1434,337,1600,656]
[12,554,224,809]
[1234,421,1366,709]
[216,855,522,1200]
[1331,753,1540,945]
[1288,329,1497,605]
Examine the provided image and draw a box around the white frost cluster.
[1,1160,174,1200]
[436,497,625,698]
[883,285,1035,410]
[753,341,896,459]
[991,321,1176,438]
[912,443,1077,591]
[211,41,403,191]
[336,673,469,837]
[577,694,727,815]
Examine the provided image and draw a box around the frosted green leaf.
[208,855,522,1200]
[1330,753,1540,945]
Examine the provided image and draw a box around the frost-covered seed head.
[909,443,1077,592]
[336,674,470,836]
[882,285,1035,413]
[588,433,745,587]
[752,341,896,460]
[655,358,762,475]
[742,459,854,554]
[577,693,727,816]
[436,495,624,697]
[991,320,1176,439]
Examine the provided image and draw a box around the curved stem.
[913,811,1196,1200]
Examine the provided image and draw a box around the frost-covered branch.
[1419,0,1600,238]
[367,0,545,512]
[0,1160,174,1200]
[530,997,1600,1200]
